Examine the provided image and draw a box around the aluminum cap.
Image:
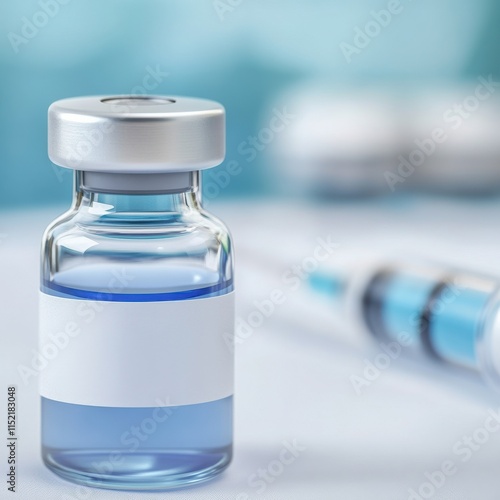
[48,95,225,173]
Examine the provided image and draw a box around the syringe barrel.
[356,266,499,372]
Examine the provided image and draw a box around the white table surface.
[2,197,500,500]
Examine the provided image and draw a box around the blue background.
[1,0,499,208]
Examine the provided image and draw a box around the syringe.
[309,263,500,389]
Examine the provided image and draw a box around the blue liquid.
[381,272,436,344]
[429,286,490,368]
[362,270,492,369]
[41,264,233,490]
[42,397,232,490]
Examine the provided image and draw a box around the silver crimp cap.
[48,95,225,173]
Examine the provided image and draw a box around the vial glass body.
[40,172,234,490]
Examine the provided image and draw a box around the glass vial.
[40,96,234,490]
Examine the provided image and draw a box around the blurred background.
[4,1,500,499]
[2,0,500,206]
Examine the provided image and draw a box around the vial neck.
[74,171,202,215]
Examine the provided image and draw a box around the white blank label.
[39,292,234,407]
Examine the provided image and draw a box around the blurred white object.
[270,81,500,198]
[269,85,405,197]
[407,84,500,195]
